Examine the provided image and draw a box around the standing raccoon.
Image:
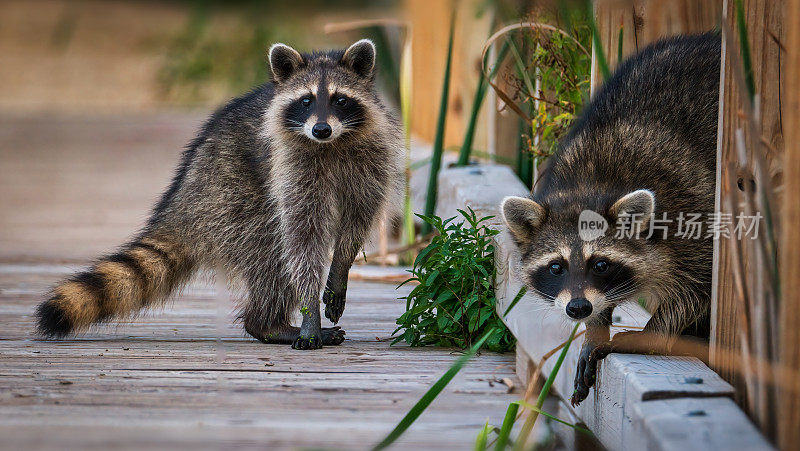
[36,39,404,350]
[501,34,720,403]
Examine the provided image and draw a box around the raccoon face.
[501,190,657,323]
[268,40,376,144]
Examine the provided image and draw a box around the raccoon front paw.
[571,342,602,406]
[572,331,654,405]
[323,288,346,324]
[292,333,324,350]
[321,326,346,345]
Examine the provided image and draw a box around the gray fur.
[36,40,404,350]
[501,33,721,402]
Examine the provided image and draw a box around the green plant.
[393,208,514,353]
[480,10,592,187]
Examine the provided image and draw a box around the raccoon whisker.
[605,284,639,297]
[513,305,556,316]
[526,288,556,302]
[604,280,639,297]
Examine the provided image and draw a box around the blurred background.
[0,0,506,262]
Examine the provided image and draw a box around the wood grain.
[0,266,519,450]
[711,1,785,438]
[778,0,800,448]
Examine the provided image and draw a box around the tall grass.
[456,41,510,167]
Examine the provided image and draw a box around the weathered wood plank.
[779,0,800,448]
[0,267,519,450]
[628,397,772,451]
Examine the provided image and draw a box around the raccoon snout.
[565,298,593,320]
[312,122,332,139]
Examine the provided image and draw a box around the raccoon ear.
[609,189,655,231]
[269,43,305,83]
[501,196,546,244]
[341,39,376,78]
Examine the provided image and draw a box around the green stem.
[584,0,610,81]
[421,5,456,235]
[373,328,494,450]
[513,322,580,450]
[456,42,510,166]
[493,402,520,450]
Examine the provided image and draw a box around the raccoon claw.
[323,289,346,324]
[290,327,346,349]
[292,333,323,350]
[572,342,602,406]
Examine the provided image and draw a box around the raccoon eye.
[549,263,564,276]
[593,260,609,274]
[301,97,313,107]
[335,96,348,106]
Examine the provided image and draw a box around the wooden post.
[778,0,800,448]
[591,0,720,92]
[711,1,785,436]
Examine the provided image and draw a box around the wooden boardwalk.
[0,114,519,450]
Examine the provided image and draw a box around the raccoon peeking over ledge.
[36,40,404,350]
[500,33,721,404]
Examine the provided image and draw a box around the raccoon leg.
[323,202,379,324]
[571,308,611,406]
[579,300,710,396]
[323,240,361,324]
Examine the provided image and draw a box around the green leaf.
[372,329,494,450]
[474,420,492,451]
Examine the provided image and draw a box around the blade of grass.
[493,402,520,450]
[421,5,456,235]
[735,0,755,103]
[475,420,493,451]
[507,37,536,188]
[617,24,624,63]
[584,0,610,81]
[372,328,494,451]
[400,28,416,259]
[502,286,527,318]
[457,41,510,166]
[516,400,591,435]
[513,322,580,450]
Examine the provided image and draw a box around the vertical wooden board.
[779,0,800,448]
[710,0,785,418]
[591,0,720,92]
[405,0,479,148]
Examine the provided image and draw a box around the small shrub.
[393,208,515,353]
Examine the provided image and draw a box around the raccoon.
[500,33,721,404]
[35,39,404,350]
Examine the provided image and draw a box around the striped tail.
[36,232,195,337]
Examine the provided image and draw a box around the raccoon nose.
[312,122,332,139]
[566,298,593,320]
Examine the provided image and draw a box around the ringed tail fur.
[36,232,194,337]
